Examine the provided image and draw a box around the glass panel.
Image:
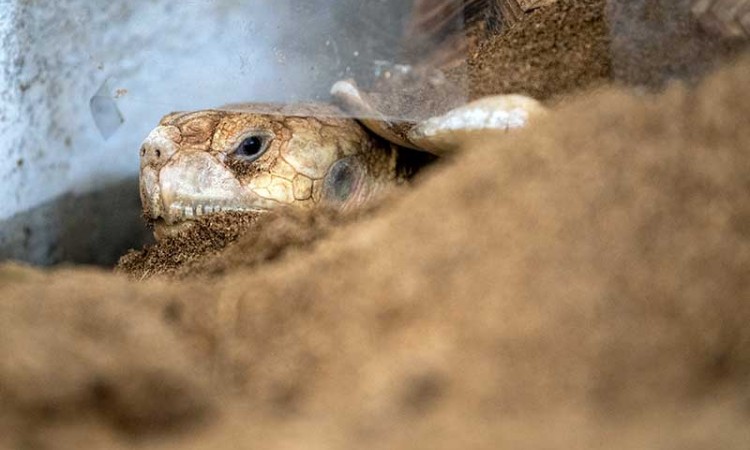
[87,0,468,135]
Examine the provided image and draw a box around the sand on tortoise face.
[2,49,750,449]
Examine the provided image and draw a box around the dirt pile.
[2,51,749,449]
[118,207,373,279]
[465,0,611,101]
[0,264,214,449]
[117,212,261,279]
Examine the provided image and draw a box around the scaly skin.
[139,104,402,240]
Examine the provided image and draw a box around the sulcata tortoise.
[139,80,546,240]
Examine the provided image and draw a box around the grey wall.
[0,1,272,265]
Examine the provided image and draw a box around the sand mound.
[1,51,749,448]
[466,0,611,101]
[117,206,371,279]
[0,265,213,449]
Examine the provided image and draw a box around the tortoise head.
[139,105,396,239]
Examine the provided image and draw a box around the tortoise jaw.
[140,149,278,239]
[149,201,270,239]
[150,205,270,240]
[161,202,267,223]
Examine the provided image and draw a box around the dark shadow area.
[0,177,153,267]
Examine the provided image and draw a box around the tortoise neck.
[395,146,439,181]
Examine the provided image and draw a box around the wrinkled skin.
[139,104,403,240]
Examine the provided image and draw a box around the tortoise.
[139,80,546,240]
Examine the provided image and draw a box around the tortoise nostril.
[142,125,180,165]
[140,144,166,163]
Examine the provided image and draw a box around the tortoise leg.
[408,94,547,155]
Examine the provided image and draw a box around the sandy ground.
[2,2,750,449]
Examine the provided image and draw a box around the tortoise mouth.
[150,203,269,240]
[162,202,267,223]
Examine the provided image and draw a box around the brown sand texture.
[2,1,750,448]
[466,0,611,101]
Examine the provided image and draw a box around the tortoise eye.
[233,135,269,161]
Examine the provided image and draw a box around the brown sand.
[117,212,261,279]
[118,207,371,279]
[2,51,749,449]
[466,0,611,101]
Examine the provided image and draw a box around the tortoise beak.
[157,151,265,222]
[139,128,274,239]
